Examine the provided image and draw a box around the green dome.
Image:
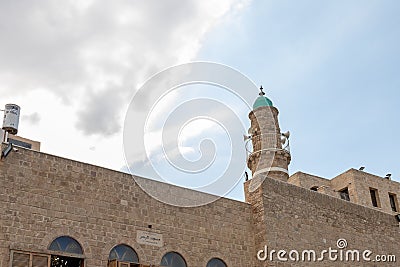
[253,95,273,109]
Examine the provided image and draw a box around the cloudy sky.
[1,0,399,200]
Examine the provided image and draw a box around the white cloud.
[0,0,248,170]
[22,112,41,125]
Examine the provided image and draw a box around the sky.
[0,0,399,201]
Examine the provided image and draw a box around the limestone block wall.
[335,169,400,214]
[288,172,331,189]
[255,177,400,267]
[0,147,255,267]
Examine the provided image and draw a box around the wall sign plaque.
[136,230,163,247]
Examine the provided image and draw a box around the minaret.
[244,87,292,265]
[246,86,291,185]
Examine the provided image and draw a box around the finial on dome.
[259,86,265,96]
[253,85,273,109]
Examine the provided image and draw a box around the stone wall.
[290,169,400,215]
[288,172,331,189]
[343,169,400,214]
[0,147,255,266]
[2,146,400,267]
[254,176,400,267]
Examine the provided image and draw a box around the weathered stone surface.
[0,147,254,266]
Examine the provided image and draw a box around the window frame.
[389,193,398,212]
[369,188,380,208]
[108,244,139,264]
[48,236,84,255]
[339,187,350,201]
[206,257,228,267]
[160,251,187,267]
[10,250,50,267]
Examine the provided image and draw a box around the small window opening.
[339,188,350,201]
[389,193,398,212]
[370,188,380,207]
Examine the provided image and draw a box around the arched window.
[160,252,187,267]
[207,258,227,267]
[49,236,83,255]
[49,236,83,267]
[109,244,139,263]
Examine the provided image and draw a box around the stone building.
[1,89,399,267]
[0,131,41,152]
